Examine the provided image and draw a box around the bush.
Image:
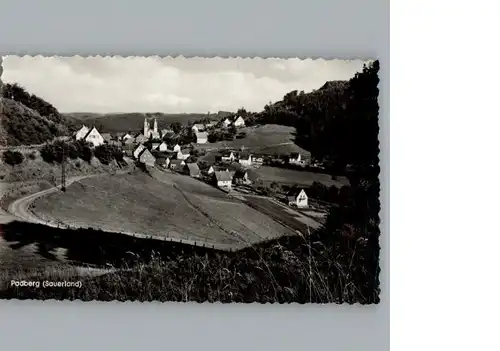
[28,152,37,160]
[2,150,24,165]
[94,144,124,165]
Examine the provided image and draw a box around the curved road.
[6,171,239,251]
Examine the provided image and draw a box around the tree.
[2,150,24,165]
[170,122,182,134]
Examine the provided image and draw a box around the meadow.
[31,170,296,248]
[255,166,346,188]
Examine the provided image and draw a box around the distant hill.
[64,111,234,133]
[1,83,79,146]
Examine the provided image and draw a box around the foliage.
[2,150,24,166]
[94,144,124,165]
[170,122,183,134]
[40,140,93,163]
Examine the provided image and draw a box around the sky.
[1,56,367,114]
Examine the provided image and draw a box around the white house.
[233,116,245,127]
[138,149,156,167]
[191,124,205,133]
[287,189,308,208]
[195,132,208,144]
[220,151,235,163]
[121,133,133,141]
[173,144,181,152]
[82,127,105,147]
[151,142,161,151]
[158,141,169,152]
[222,118,231,127]
[177,149,190,160]
[213,171,233,190]
[288,152,302,165]
[238,152,252,167]
[206,166,215,175]
[75,125,90,140]
[133,144,146,159]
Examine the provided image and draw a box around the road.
[6,170,239,251]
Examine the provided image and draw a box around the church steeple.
[143,118,149,136]
[153,119,158,133]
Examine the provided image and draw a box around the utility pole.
[61,141,66,192]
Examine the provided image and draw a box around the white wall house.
[233,116,245,127]
[221,151,235,162]
[238,153,252,167]
[159,142,169,152]
[222,118,231,127]
[177,150,190,160]
[213,171,233,190]
[287,189,308,208]
[195,132,208,144]
[173,144,181,152]
[83,127,105,147]
[191,124,205,133]
[288,152,302,165]
[133,144,146,159]
[75,125,90,141]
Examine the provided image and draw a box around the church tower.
[143,118,149,136]
[153,119,158,133]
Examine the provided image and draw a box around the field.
[31,170,297,248]
[255,166,347,188]
[195,124,311,157]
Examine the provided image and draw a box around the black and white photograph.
[0,56,380,303]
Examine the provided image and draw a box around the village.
[72,115,323,215]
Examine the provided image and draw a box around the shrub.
[28,152,37,160]
[2,150,24,165]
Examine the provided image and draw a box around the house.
[287,189,308,208]
[233,170,252,185]
[158,141,169,152]
[288,152,302,165]
[173,144,181,152]
[138,149,156,167]
[233,116,245,127]
[177,149,190,160]
[155,156,170,168]
[133,144,146,159]
[195,132,208,144]
[191,124,205,133]
[238,152,252,167]
[151,142,161,151]
[251,155,264,165]
[123,137,135,145]
[213,171,233,190]
[184,163,201,178]
[135,133,148,144]
[121,133,133,141]
[205,121,216,129]
[220,151,235,162]
[206,165,215,175]
[222,118,231,127]
[75,125,90,140]
[169,159,185,170]
[82,126,105,147]
[161,129,174,138]
[108,140,122,147]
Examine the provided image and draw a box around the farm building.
[287,189,308,208]
[133,144,146,159]
[158,142,169,152]
[155,156,170,168]
[191,124,205,133]
[233,116,245,127]
[134,133,148,144]
[238,152,252,167]
[169,159,185,170]
[81,126,105,147]
[173,144,181,152]
[221,151,235,163]
[184,163,201,178]
[138,149,156,167]
[177,149,190,160]
[195,132,208,144]
[288,152,302,165]
[213,171,233,190]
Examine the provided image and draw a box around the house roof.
[156,156,167,163]
[185,163,200,175]
[239,152,251,159]
[287,188,305,198]
[170,159,184,166]
[193,124,205,129]
[233,169,247,179]
[179,148,191,154]
[139,148,155,160]
[290,152,300,159]
[214,171,233,182]
[101,133,112,140]
[221,150,233,157]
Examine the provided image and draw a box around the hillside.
[1,83,78,146]
[64,111,234,133]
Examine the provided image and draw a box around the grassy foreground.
[0,222,379,304]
